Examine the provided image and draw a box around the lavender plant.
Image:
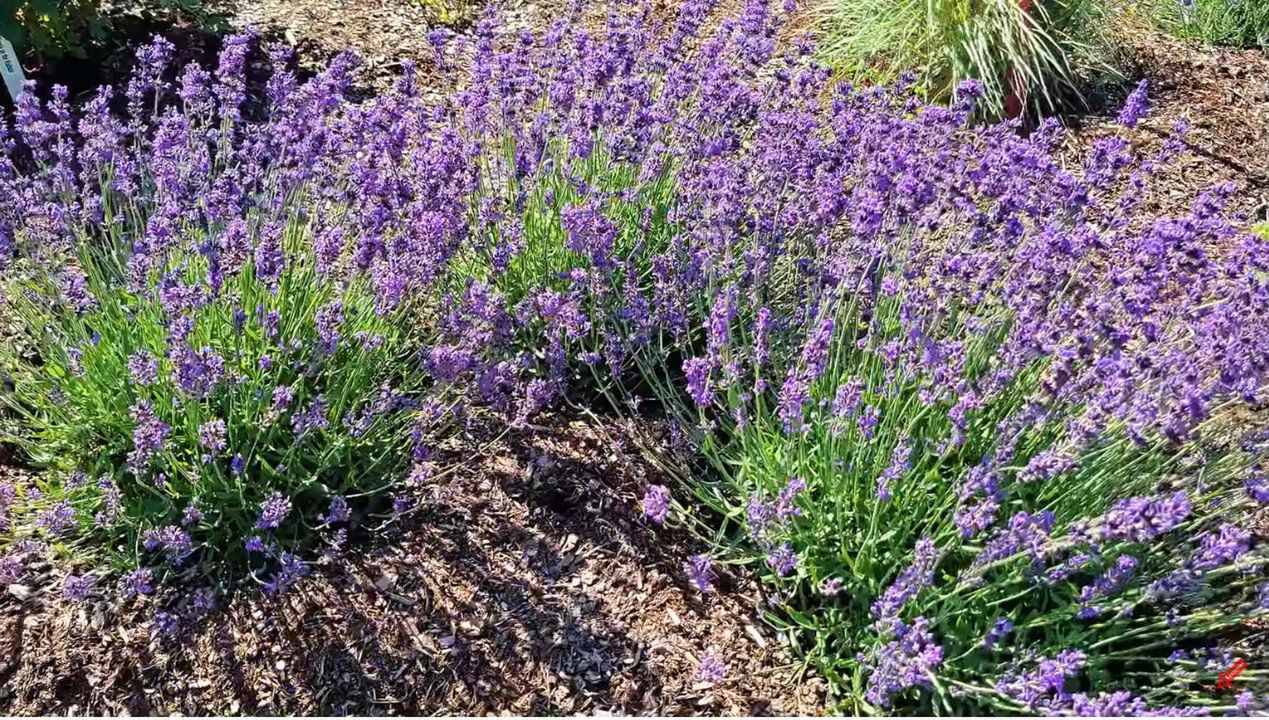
[409,3,1268,713]
[0,38,472,596]
[0,0,1266,713]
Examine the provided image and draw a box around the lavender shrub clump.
[0,0,1267,713]
[0,35,466,595]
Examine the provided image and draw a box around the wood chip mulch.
[0,413,827,716]
[1061,16,1269,225]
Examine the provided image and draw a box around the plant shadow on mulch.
[1057,18,1269,225]
[0,410,826,716]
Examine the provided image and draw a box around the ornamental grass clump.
[0,0,1267,712]
[1147,0,1269,50]
[812,0,1110,118]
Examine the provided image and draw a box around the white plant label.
[0,35,24,102]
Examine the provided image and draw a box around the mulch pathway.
[0,413,826,715]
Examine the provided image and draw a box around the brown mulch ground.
[1061,15,1269,224]
[0,413,826,715]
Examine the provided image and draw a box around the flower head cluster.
[996,649,1087,710]
[872,537,941,629]
[255,492,292,530]
[642,485,671,524]
[1098,492,1191,543]
[683,554,713,593]
[863,617,944,707]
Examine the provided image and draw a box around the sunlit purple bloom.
[1118,79,1149,129]
[747,491,777,538]
[264,552,308,594]
[121,568,155,597]
[390,494,411,517]
[996,649,1086,710]
[775,477,806,521]
[315,300,343,354]
[193,586,216,613]
[268,385,294,419]
[0,552,23,584]
[1099,491,1190,543]
[858,405,880,440]
[199,418,227,453]
[872,537,940,628]
[864,617,944,707]
[1070,691,1150,716]
[321,496,351,525]
[128,401,169,471]
[683,554,712,593]
[150,611,180,639]
[981,617,1013,650]
[292,396,330,437]
[1187,524,1251,572]
[255,491,292,530]
[1245,470,1268,503]
[59,267,96,313]
[766,543,797,576]
[1077,555,1138,618]
[642,484,671,524]
[877,436,912,501]
[36,500,77,535]
[1236,692,1256,713]
[171,345,225,397]
[832,378,864,421]
[974,511,1055,566]
[778,371,810,434]
[683,357,713,407]
[62,573,95,601]
[141,524,193,562]
[1018,449,1075,484]
[695,651,727,685]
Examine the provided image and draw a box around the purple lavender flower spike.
[864,617,944,707]
[981,617,1013,650]
[695,651,727,685]
[62,574,96,602]
[872,537,941,629]
[683,554,712,593]
[1117,79,1149,129]
[642,485,671,524]
[766,543,797,577]
[121,568,155,597]
[255,491,292,530]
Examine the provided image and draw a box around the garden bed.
[2,0,1267,715]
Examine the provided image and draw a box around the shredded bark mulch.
[1062,17,1269,224]
[0,414,827,716]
